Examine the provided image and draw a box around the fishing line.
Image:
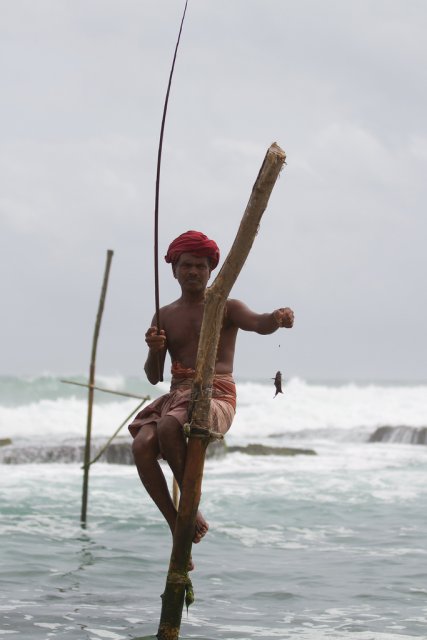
[154,0,189,333]
[152,0,189,382]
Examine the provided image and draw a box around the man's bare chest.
[164,308,204,347]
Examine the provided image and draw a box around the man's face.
[174,253,211,293]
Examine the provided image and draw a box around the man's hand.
[273,307,294,328]
[145,326,167,352]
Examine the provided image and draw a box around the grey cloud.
[1,0,426,381]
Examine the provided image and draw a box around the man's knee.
[132,426,158,462]
[157,416,184,454]
[157,416,182,438]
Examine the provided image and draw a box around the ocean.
[1,375,426,640]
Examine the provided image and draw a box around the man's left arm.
[227,299,294,335]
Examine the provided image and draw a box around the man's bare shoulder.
[224,298,249,325]
[226,298,248,314]
[150,299,182,327]
[226,298,244,309]
[159,299,181,313]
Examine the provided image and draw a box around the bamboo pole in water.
[157,143,286,639]
[81,249,114,525]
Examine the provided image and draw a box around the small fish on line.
[272,371,284,398]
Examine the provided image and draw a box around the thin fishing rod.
[154,0,189,339]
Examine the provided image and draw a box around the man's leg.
[156,415,209,543]
[132,416,208,543]
[131,423,177,535]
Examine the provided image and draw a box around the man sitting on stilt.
[129,230,294,567]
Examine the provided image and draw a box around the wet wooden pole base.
[157,143,286,640]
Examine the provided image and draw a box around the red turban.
[164,230,220,269]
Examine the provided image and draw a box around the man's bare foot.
[193,510,209,543]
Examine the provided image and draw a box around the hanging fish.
[272,371,284,398]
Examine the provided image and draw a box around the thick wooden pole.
[81,249,114,525]
[157,143,286,639]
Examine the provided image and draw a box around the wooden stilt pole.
[157,143,286,639]
[81,249,114,525]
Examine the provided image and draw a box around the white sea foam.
[231,378,427,442]
[94,374,127,390]
[0,397,141,441]
[1,377,427,446]
[86,629,126,640]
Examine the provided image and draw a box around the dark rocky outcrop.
[0,438,316,463]
[369,426,427,445]
[226,443,316,456]
[0,437,226,464]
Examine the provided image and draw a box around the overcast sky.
[1,0,426,382]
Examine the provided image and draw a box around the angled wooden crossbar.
[61,378,150,401]
[61,379,150,468]
[85,398,149,468]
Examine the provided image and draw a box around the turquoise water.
[1,377,427,639]
[1,449,427,639]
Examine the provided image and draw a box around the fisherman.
[129,230,294,555]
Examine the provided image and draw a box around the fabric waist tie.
[170,362,236,411]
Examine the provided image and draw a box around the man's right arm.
[227,299,294,335]
[144,326,167,384]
